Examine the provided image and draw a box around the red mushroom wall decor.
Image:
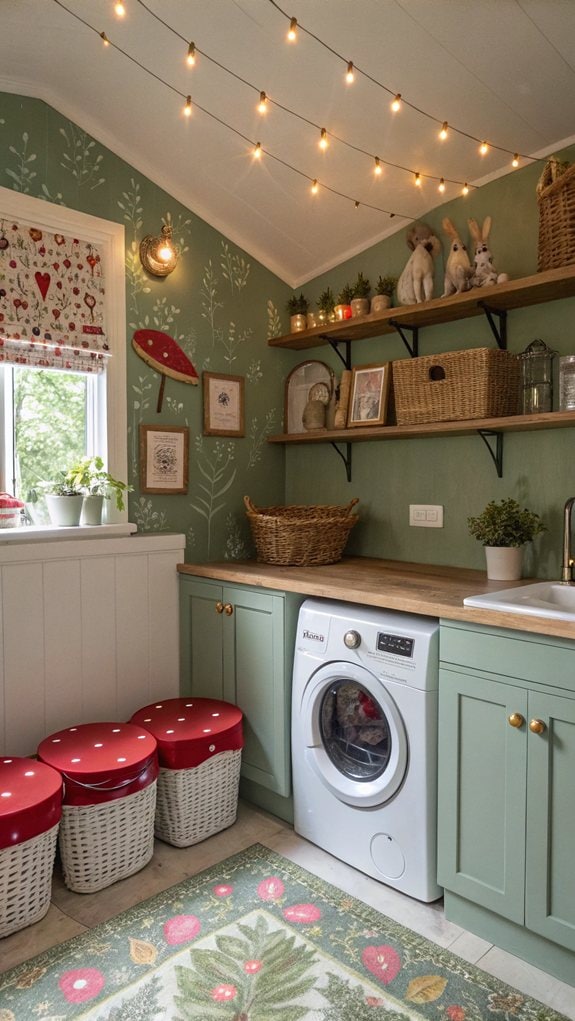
[132,328,199,412]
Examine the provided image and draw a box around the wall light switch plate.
[409,504,444,528]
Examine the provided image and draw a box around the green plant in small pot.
[350,272,371,317]
[371,275,398,313]
[317,287,336,324]
[286,292,309,333]
[66,455,132,524]
[335,283,354,321]
[468,497,546,580]
[42,472,85,527]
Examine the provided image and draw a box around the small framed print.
[347,362,390,427]
[139,425,189,494]
[203,372,245,437]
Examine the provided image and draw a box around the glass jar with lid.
[519,339,555,414]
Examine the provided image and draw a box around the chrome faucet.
[561,497,575,583]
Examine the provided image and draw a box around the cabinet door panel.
[526,691,575,950]
[180,579,224,699]
[438,668,527,923]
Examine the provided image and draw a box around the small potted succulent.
[316,287,336,324]
[286,292,309,333]
[350,272,371,317]
[335,283,354,321]
[371,275,398,313]
[468,497,546,580]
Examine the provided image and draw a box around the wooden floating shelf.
[268,411,575,445]
[268,266,575,351]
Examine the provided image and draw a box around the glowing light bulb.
[187,42,196,66]
[414,172,421,187]
[512,153,519,168]
[258,91,268,114]
[374,156,382,176]
[439,121,448,140]
[462,182,469,196]
[346,61,354,84]
[391,93,401,112]
[183,95,192,117]
[158,244,173,263]
[253,141,262,159]
[311,179,318,194]
[438,177,445,193]
[114,2,125,16]
[319,127,328,150]
[354,200,360,209]
[288,16,297,41]
[480,141,489,156]
[100,31,110,46]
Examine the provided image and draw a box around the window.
[0,187,127,530]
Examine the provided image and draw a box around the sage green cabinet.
[438,620,575,982]
[179,576,302,800]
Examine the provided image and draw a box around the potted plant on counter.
[351,272,371,317]
[286,293,309,333]
[371,275,398,313]
[468,497,546,580]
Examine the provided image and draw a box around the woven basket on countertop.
[392,347,520,425]
[537,160,575,272]
[244,495,359,566]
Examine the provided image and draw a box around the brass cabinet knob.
[508,712,525,728]
[215,601,224,614]
[224,603,234,616]
[529,718,546,734]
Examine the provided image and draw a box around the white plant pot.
[350,297,370,318]
[484,545,523,581]
[81,494,104,526]
[45,494,84,527]
[371,294,391,313]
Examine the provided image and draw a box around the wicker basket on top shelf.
[244,496,359,566]
[537,159,575,272]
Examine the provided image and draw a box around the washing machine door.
[300,661,407,808]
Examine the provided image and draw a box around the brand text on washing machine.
[302,629,325,642]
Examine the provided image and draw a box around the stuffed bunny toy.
[468,217,509,287]
[397,222,441,305]
[441,217,473,297]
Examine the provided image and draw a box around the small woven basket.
[58,781,157,893]
[392,348,520,425]
[155,749,242,848]
[245,495,359,566]
[537,160,575,272]
[0,823,59,938]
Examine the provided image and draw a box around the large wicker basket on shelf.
[537,160,575,272]
[392,347,520,426]
[244,495,359,566]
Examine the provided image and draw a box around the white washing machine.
[292,598,442,903]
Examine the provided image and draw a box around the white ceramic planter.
[81,494,104,525]
[45,494,84,527]
[484,545,523,581]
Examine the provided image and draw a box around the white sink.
[464,582,575,622]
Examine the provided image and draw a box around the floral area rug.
[0,843,568,1020]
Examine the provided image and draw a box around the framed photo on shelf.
[139,425,189,494]
[203,372,245,437]
[347,362,390,427]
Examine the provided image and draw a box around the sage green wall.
[287,145,575,579]
[0,93,294,561]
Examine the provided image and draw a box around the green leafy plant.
[41,473,83,497]
[375,274,398,297]
[286,291,309,315]
[317,286,335,314]
[65,455,132,511]
[337,283,354,305]
[352,271,371,298]
[468,498,546,547]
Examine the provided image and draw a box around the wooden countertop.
[177,557,575,641]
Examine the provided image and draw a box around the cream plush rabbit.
[441,217,473,297]
[468,216,509,287]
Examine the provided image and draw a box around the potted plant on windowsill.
[41,473,86,527]
[371,275,398,313]
[286,293,309,333]
[467,497,546,580]
[66,456,132,525]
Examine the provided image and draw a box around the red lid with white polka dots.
[129,698,243,769]
[0,756,63,848]
[37,723,158,806]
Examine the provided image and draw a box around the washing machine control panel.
[376,632,414,658]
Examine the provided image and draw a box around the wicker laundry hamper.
[245,495,359,566]
[537,158,575,272]
[38,723,158,894]
[130,698,243,848]
[0,756,62,938]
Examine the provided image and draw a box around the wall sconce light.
[139,224,178,277]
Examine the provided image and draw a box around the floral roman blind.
[0,216,109,373]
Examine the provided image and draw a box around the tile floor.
[1,800,574,1019]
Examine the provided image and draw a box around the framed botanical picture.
[347,362,390,427]
[203,372,245,437]
[139,425,189,494]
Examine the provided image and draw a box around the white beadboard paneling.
[0,569,4,754]
[3,563,46,755]
[148,552,181,704]
[44,559,83,735]
[80,556,117,723]
[114,554,151,721]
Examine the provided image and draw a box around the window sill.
[0,522,138,544]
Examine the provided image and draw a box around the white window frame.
[0,185,131,539]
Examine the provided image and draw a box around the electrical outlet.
[409,504,444,528]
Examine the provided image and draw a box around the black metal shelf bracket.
[478,429,503,477]
[389,320,419,358]
[330,441,352,482]
[478,302,507,349]
[322,337,351,370]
